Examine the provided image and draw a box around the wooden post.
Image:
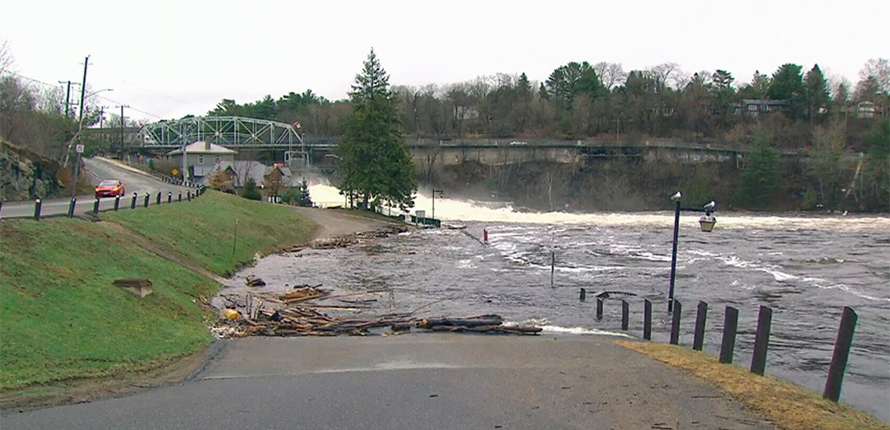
[167,192,172,204]
[33,199,42,220]
[550,250,555,288]
[823,307,858,402]
[643,299,652,341]
[693,301,708,351]
[719,306,739,364]
[93,198,100,214]
[143,193,150,208]
[750,306,773,375]
[114,196,120,211]
[670,300,682,345]
[596,298,603,321]
[131,193,137,209]
[178,192,182,202]
[579,288,586,302]
[156,192,162,205]
[68,198,77,218]
[187,192,192,201]
[621,300,629,330]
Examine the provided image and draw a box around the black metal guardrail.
[578,290,859,403]
[0,186,208,221]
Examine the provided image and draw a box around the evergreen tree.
[863,119,890,211]
[741,127,780,208]
[337,48,417,211]
[768,64,807,119]
[298,177,313,207]
[805,64,830,121]
[239,177,262,201]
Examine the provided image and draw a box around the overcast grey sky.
[2,0,888,122]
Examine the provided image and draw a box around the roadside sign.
[75,144,84,153]
[171,168,179,176]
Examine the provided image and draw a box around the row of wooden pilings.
[579,288,858,403]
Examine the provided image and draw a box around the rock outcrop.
[0,139,62,201]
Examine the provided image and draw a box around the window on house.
[198,155,204,165]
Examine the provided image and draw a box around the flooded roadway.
[228,185,890,421]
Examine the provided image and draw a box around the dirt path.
[290,207,402,241]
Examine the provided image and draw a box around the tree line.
[0,41,133,164]
[204,59,888,147]
[203,58,889,212]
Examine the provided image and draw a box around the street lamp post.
[432,189,444,224]
[667,191,717,313]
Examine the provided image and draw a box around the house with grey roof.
[200,161,302,194]
[166,141,238,181]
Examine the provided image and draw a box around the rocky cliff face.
[1,140,61,201]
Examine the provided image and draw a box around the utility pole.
[77,55,90,127]
[59,81,72,118]
[62,55,89,169]
[118,105,128,158]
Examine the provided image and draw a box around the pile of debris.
[212,286,541,339]
[281,225,409,252]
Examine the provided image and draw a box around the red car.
[95,180,125,198]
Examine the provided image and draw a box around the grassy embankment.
[0,191,317,392]
[614,340,889,430]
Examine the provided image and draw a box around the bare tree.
[649,62,681,92]
[230,150,261,189]
[859,58,890,94]
[261,166,288,198]
[0,40,13,76]
[594,62,628,90]
[37,85,65,114]
[825,71,853,101]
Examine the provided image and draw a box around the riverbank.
[0,192,389,409]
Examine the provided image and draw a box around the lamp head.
[670,191,682,202]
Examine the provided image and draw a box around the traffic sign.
[75,144,84,153]
[171,168,179,176]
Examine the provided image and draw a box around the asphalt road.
[1,335,774,430]
[0,157,195,219]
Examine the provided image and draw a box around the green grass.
[0,191,318,390]
[102,191,318,276]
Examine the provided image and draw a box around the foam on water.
[504,318,632,337]
[309,183,890,231]
[540,325,633,337]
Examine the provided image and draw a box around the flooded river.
[230,184,890,421]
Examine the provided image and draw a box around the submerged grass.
[0,191,317,391]
[614,340,889,430]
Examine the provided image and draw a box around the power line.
[11,73,60,88]
[13,72,166,121]
[116,78,190,104]
[94,94,161,119]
